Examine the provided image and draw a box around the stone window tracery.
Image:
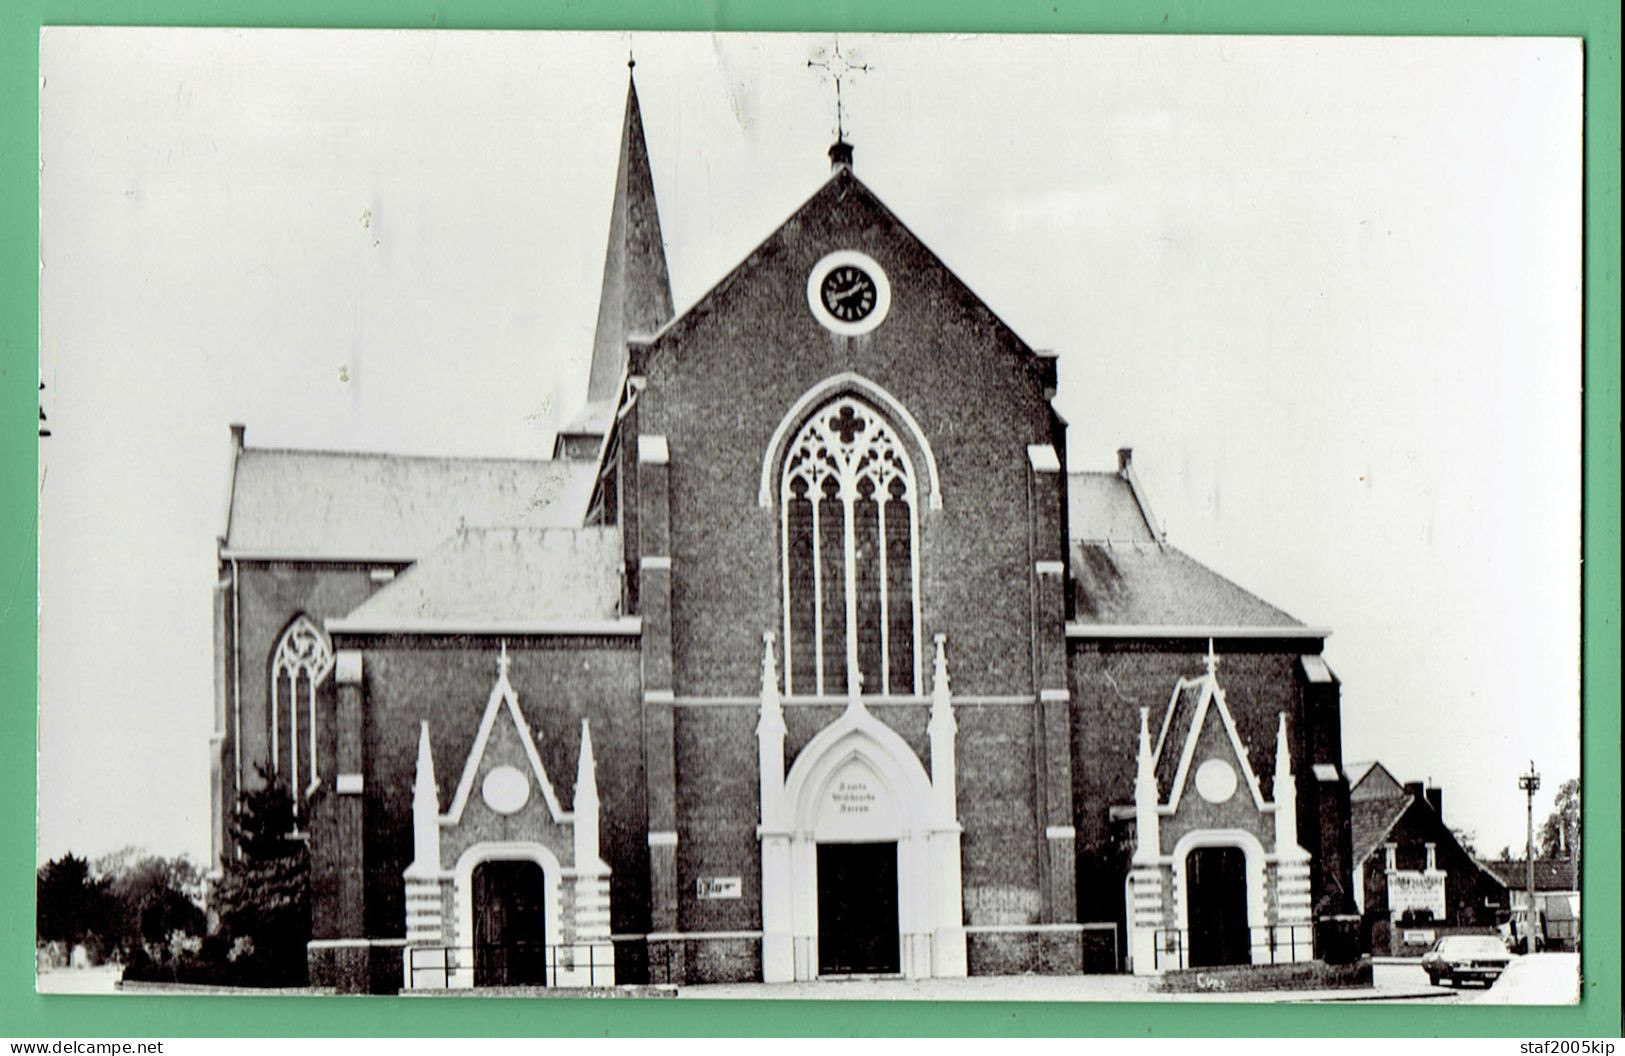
[270,614,334,813]
[781,397,920,696]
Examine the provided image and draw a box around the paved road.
[34,954,1578,1004]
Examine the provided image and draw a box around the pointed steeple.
[584,65,673,410]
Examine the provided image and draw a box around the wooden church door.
[472,859,548,986]
[1186,846,1251,968]
[816,841,901,975]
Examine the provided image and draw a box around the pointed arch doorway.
[760,703,965,982]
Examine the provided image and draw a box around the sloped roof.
[1069,472,1156,543]
[1351,795,1415,864]
[1486,859,1580,893]
[329,525,623,632]
[224,448,595,560]
[1069,541,1304,628]
[644,164,1042,365]
[1349,760,1407,801]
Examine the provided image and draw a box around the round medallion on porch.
[481,764,531,814]
[1195,758,1238,804]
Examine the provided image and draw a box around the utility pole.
[1518,761,1541,955]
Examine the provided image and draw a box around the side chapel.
[209,70,1356,993]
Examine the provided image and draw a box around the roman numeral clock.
[808,250,892,336]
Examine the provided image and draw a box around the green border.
[3,0,1617,1039]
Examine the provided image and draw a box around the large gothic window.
[781,397,920,696]
[270,614,334,814]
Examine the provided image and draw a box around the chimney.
[1425,786,1443,819]
[1117,447,1133,473]
[829,139,854,171]
[229,423,245,450]
[1403,781,1424,800]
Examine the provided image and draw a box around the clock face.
[806,251,891,335]
[819,265,879,323]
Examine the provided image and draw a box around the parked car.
[1422,934,1513,987]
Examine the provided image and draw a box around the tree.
[212,769,311,986]
[1539,778,1580,859]
[36,853,113,953]
[105,855,207,957]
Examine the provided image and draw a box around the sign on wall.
[1388,870,1447,919]
[696,877,742,900]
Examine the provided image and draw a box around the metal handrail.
[1152,923,1313,972]
[406,941,615,989]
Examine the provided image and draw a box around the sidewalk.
[675,973,1449,1004]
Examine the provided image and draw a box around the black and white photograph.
[36,29,1583,1004]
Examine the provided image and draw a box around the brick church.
[209,70,1356,993]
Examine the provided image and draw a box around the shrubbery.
[39,771,312,989]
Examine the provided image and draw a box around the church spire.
[583,64,674,408]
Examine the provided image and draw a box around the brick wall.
[227,561,396,805]
[319,634,645,948]
[1069,640,1348,929]
[629,171,1062,702]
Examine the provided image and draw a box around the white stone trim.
[639,555,671,571]
[1034,560,1067,577]
[334,650,363,686]
[643,689,676,704]
[441,650,568,825]
[1026,444,1061,473]
[450,841,564,990]
[1067,623,1332,640]
[368,567,397,583]
[336,773,364,795]
[647,930,763,942]
[1170,828,1270,966]
[963,922,1089,934]
[647,831,679,847]
[1164,675,1269,814]
[308,938,409,950]
[758,372,943,511]
[326,616,643,636]
[1038,688,1070,703]
[760,699,965,983]
[638,434,669,465]
[1044,825,1076,840]
[221,549,421,563]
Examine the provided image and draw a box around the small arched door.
[1186,846,1251,967]
[472,859,547,986]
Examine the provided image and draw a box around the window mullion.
[877,491,890,697]
[271,667,281,776]
[290,669,301,816]
[810,474,825,697]
[842,470,860,697]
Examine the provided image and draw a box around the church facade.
[209,73,1355,993]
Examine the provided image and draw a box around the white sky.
[37,29,1582,867]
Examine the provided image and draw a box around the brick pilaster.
[637,433,680,956]
[1027,444,1078,925]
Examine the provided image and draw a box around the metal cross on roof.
[807,40,871,141]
